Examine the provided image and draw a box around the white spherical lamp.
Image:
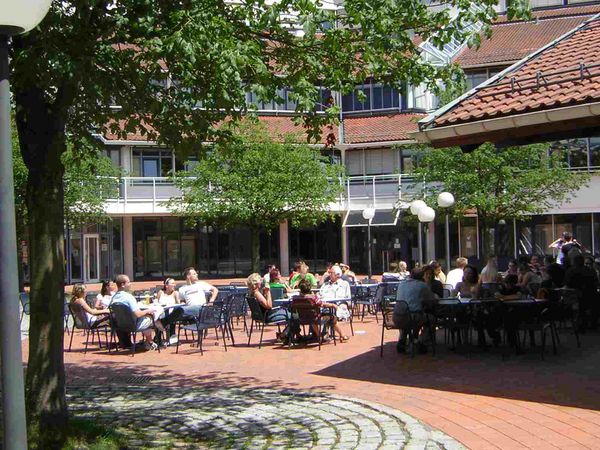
[362,208,375,221]
[410,200,426,215]
[437,192,455,208]
[418,206,436,223]
[0,0,52,35]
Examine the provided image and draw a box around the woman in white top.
[71,284,109,325]
[157,277,180,306]
[95,279,116,309]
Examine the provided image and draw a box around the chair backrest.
[442,283,454,292]
[197,303,220,325]
[229,292,248,318]
[68,302,92,330]
[245,295,267,322]
[85,293,97,307]
[230,281,246,287]
[291,298,321,326]
[269,287,285,300]
[382,301,402,330]
[109,303,137,333]
[19,292,30,314]
[442,288,452,298]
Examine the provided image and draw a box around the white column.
[122,216,134,279]
[279,220,289,276]
[120,145,131,171]
[341,223,349,264]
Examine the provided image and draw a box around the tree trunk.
[479,221,493,264]
[16,89,68,447]
[250,227,261,273]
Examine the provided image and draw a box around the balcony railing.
[105,175,424,211]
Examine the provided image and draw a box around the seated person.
[111,274,162,351]
[495,274,522,300]
[289,262,318,288]
[293,278,349,342]
[423,264,444,299]
[71,284,110,326]
[178,267,218,318]
[452,265,481,298]
[430,260,447,284]
[156,277,182,344]
[320,265,351,300]
[339,263,357,284]
[94,279,116,309]
[266,267,293,295]
[382,261,402,282]
[320,262,333,285]
[517,262,542,295]
[247,273,291,324]
[394,267,437,353]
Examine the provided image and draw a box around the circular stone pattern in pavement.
[68,385,464,449]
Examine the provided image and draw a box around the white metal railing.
[104,175,424,210]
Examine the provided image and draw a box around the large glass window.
[341,82,402,113]
[589,137,600,168]
[529,0,562,7]
[132,148,174,177]
[465,71,488,90]
[289,218,341,274]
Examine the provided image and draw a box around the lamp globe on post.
[437,192,455,276]
[410,199,426,215]
[0,1,52,448]
[362,208,375,280]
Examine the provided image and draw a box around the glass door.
[83,234,100,283]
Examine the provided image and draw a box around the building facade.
[55,1,600,283]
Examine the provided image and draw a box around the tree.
[170,123,343,272]
[411,142,588,259]
[10,0,529,445]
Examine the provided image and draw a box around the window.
[589,137,600,168]
[132,148,174,178]
[529,0,562,7]
[465,71,488,90]
[246,87,328,112]
[365,148,398,175]
[104,148,121,168]
[341,82,402,113]
[345,150,364,176]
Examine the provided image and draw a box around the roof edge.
[419,12,600,131]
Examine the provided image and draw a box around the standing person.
[111,274,160,351]
[550,231,582,266]
[394,267,438,354]
[178,267,219,317]
[446,257,468,289]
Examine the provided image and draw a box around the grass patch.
[61,417,126,450]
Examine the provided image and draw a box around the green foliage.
[170,122,344,230]
[12,130,122,231]
[62,140,122,227]
[12,0,530,151]
[411,142,589,227]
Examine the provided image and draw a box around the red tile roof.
[495,4,600,23]
[432,15,600,127]
[103,116,338,145]
[343,113,423,144]
[455,16,591,67]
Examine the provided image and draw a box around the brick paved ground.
[22,283,600,449]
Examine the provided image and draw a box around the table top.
[437,297,548,305]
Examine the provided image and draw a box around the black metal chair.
[289,298,335,350]
[512,301,557,359]
[380,300,414,357]
[229,291,249,335]
[67,302,110,353]
[108,303,159,356]
[176,304,228,355]
[246,295,287,348]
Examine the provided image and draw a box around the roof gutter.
[412,102,600,144]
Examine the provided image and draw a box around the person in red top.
[293,278,349,342]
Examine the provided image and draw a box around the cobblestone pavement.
[68,384,465,449]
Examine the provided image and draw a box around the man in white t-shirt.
[320,265,351,300]
[446,257,468,289]
[178,267,218,316]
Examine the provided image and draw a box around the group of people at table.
[69,261,357,351]
[389,238,600,354]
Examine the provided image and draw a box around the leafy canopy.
[170,122,344,229]
[12,0,530,151]
[411,142,589,225]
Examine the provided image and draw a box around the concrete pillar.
[426,221,436,263]
[279,221,289,276]
[122,216,134,279]
[120,145,131,172]
[341,223,349,264]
